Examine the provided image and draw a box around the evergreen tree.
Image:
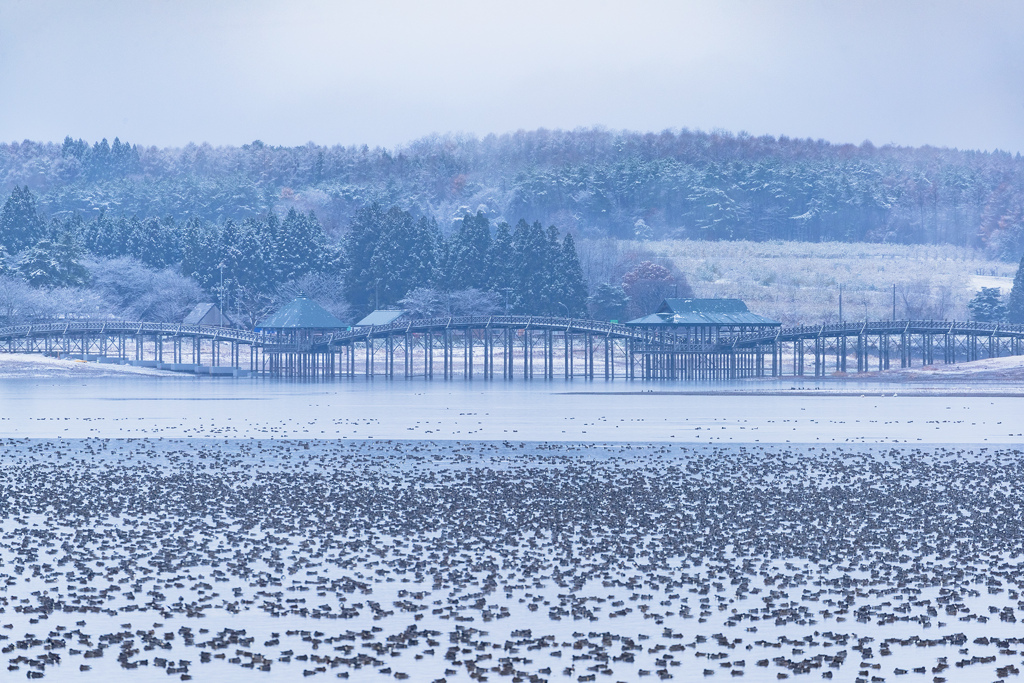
[49,213,86,248]
[343,204,437,312]
[61,136,88,159]
[588,283,630,321]
[508,220,551,314]
[0,186,47,254]
[342,203,387,310]
[557,233,589,316]
[276,209,327,282]
[123,215,178,268]
[431,233,454,292]
[87,138,112,179]
[367,207,417,305]
[180,218,223,289]
[968,287,1007,322]
[231,216,276,291]
[87,212,131,259]
[447,211,491,290]
[1007,253,1024,324]
[402,216,439,293]
[487,222,513,287]
[16,231,89,288]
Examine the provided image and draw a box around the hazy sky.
[1,0,1022,151]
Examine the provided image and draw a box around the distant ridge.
[2,127,1022,254]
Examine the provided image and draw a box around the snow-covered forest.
[3,128,1023,254]
[1,127,1023,326]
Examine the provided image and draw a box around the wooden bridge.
[2,318,1023,380]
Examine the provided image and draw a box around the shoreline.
[0,352,180,378]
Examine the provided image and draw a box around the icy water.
[3,377,1024,443]
[0,378,1023,683]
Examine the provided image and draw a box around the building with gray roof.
[182,303,236,328]
[354,309,410,327]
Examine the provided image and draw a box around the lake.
[0,376,1022,683]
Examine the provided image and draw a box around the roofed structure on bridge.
[354,309,410,327]
[256,296,346,333]
[626,298,779,343]
[183,303,237,328]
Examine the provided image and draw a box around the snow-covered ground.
[853,354,1024,382]
[0,353,178,379]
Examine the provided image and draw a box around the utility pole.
[892,283,897,321]
[839,283,843,324]
[218,262,225,312]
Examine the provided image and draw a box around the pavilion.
[255,295,346,348]
[626,298,779,343]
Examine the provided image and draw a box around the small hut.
[354,309,410,327]
[255,295,346,348]
[183,303,236,327]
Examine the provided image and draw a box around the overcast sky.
[1,0,1021,152]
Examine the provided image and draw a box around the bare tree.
[88,257,203,322]
[399,288,499,318]
[0,275,40,323]
[621,261,693,318]
[277,272,352,324]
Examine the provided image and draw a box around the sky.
[1,0,1022,152]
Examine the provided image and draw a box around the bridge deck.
[2,318,1023,379]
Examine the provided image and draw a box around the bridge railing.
[726,320,1024,347]
[320,315,717,353]
[11,317,1023,356]
[0,317,719,352]
[0,320,268,345]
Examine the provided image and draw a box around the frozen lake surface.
[0,378,1022,682]
[3,376,1024,443]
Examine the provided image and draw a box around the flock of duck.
[0,436,1021,682]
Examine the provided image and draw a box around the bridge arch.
[2,318,1023,379]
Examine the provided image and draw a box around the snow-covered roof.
[354,310,409,327]
[626,299,779,327]
[256,296,346,330]
[183,303,235,327]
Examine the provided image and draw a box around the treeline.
[1,128,1023,256]
[0,184,589,325]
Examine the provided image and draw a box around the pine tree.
[558,233,589,316]
[179,218,222,290]
[968,287,1007,322]
[231,217,276,291]
[1007,253,1024,324]
[407,216,439,290]
[276,209,326,283]
[431,233,454,292]
[15,230,88,288]
[487,221,514,296]
[87,138,112,179]
[538,225,564,315]
[508,220,551,314]
[588,283,630,321]
[0,186,47,254]
[368,207,416,305]
[447,212,491,290]
[342,204,386,310]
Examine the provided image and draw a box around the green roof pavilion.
[626,298,779,343]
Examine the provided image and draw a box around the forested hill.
[2,128,1023,256]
